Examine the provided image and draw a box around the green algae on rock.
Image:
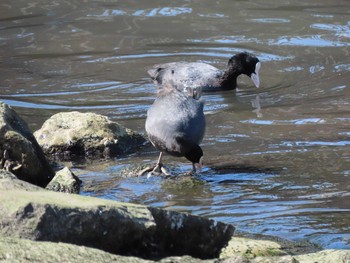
[0,181,234,260]
[45,166,82,194]
[34,111,146,159]
[220,237,288,260]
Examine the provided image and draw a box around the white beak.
[251,62,261,88]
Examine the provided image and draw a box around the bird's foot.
[138,163,171,177]
[183,169,197,176]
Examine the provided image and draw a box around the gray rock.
[45,167,82,194]
[148,207,234,259]
[220,237,288,260]
[159,256,215,263]
[34,111,146,159]
[295,249,350,263]
[219,236,350,263]
[4,234,349,263]
[250,255,298,263]
[0,186,234,260]
[118,163,155,177]
[0,169,43,191]
[0,173,347,262]
[0,102,54,187]
[0,236,222,263]
[0,236,153,263]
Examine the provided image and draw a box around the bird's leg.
[186,161,202,176]
[151,152,163,173]
[192,163,197,173]
[183,163,197,176]
[152,152,171,175]
[138,152,170,176]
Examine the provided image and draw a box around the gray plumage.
[148,52,261,92]
[145,87,205,171]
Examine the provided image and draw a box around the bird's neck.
[219,66,240,90]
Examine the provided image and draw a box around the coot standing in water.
[148,52,261,92]
[144,84,205,175]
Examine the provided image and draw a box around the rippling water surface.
[1,0,349,249]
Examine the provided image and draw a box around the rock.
[148,207,234,259]
[34,111,146,159]
[0,236,223,263]
[294,249,350,263]
[0,172,347,263]
[0,102,54,187]
[3,235,349,263]
[0,236,153,263]
[0,186,234,260]
[0,170,43,191]
[219,236,350,263]
[220,237,288,260]
[119,163,155,177]
[250,255,297,263]
[45,167,82,194]
[221,255,250,263]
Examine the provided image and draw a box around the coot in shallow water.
[145,85,205,175]
[148,52,261,93]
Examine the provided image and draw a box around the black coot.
[145,85,205,175]
[148,52,261,92]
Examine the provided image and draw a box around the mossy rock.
[294,249,350,263]
[0,186,234,260]
[34,111,146,159]
[220,237,288,259]
[0,236,152,263]
[45,166,82,194]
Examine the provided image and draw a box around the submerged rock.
[0,102,54,187]
[45,167,82,194]
[119,163,155,177]
[118,163,206,185]
[34,111,146,159]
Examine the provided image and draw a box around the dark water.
[1,0,350,249]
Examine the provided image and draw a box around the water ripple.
[241,118,326,125]
[249,18,291,23]
[310,23,350,38]
[90,7,192,18]
[270,35,350,47]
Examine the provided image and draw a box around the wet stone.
[118,163,206,188]
[118,163,155,177]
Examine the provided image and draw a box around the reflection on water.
[270,35,349,47]
[96,7,193,18]
[1,0,350,249]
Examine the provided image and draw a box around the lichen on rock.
[34,111,146,159]
[220,237,287,259]
[45,166,82,194]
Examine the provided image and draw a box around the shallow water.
[1,0,350,249]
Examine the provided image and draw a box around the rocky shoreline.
[0,102,349,262]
